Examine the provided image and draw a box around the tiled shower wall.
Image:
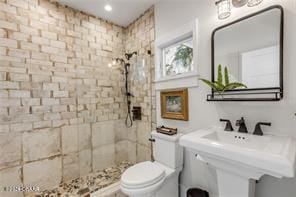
[0,0,154,194]
[124,7,156,163]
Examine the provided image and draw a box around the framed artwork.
[161,88,188,121]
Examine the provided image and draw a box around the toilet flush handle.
[149,138,155,142]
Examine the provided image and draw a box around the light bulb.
[232,0,247,8]
[104,4,112,12]
[215,0,231,20]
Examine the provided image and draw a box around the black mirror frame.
[210,5,284,101]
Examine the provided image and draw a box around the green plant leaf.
[214,81,225,92]
[224,67,229,86]
[224,82,247,91]
[217,64,223,86]
[199,78,219,91]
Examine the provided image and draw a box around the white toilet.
[120,130,183,197]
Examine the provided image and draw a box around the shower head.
[114,51,137,65]
[125,51,137,60]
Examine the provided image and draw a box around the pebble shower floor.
[25,162,131,197]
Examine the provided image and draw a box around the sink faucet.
[236,117,248,133]
[220,119,233,131]
[253,122,271,136]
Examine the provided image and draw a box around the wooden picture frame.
[161,88,188,121]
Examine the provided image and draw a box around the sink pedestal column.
[216,169,256,197]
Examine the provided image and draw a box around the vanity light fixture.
[247,0,263,7]
[215,0,264,19]
[215,0,231,20]
[104,4,112,12]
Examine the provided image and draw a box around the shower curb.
[90,181,127,197]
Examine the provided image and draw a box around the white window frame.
[155,19,199,82]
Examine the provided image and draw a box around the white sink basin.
[203,131,270,150]
[180,127,296,197]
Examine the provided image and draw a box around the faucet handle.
[236,117,248,133]
[235,117,245,126]
[253,122,271,136]
[220,119,234,131]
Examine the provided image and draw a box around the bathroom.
[0,0,295,197]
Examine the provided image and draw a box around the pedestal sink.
[179,127,296,197]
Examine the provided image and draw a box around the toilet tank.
[151,131,183,169]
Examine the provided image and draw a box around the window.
[162,37,193,77]
[155,19,198,84]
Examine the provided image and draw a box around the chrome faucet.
[236,117,248,133]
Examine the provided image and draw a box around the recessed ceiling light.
[104,4,112,12]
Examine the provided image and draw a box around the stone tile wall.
[0,0,127,195]
[0,0,155,196]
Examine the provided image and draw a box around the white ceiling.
[58,0,159,27]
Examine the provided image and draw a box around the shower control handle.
[126,92,134,97]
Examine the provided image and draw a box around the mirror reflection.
[214,8,281,89]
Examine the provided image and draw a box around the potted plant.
[199,64,247,98]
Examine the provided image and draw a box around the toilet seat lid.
[121,161,165,188]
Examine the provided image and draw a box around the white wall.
[154,0,296,196]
